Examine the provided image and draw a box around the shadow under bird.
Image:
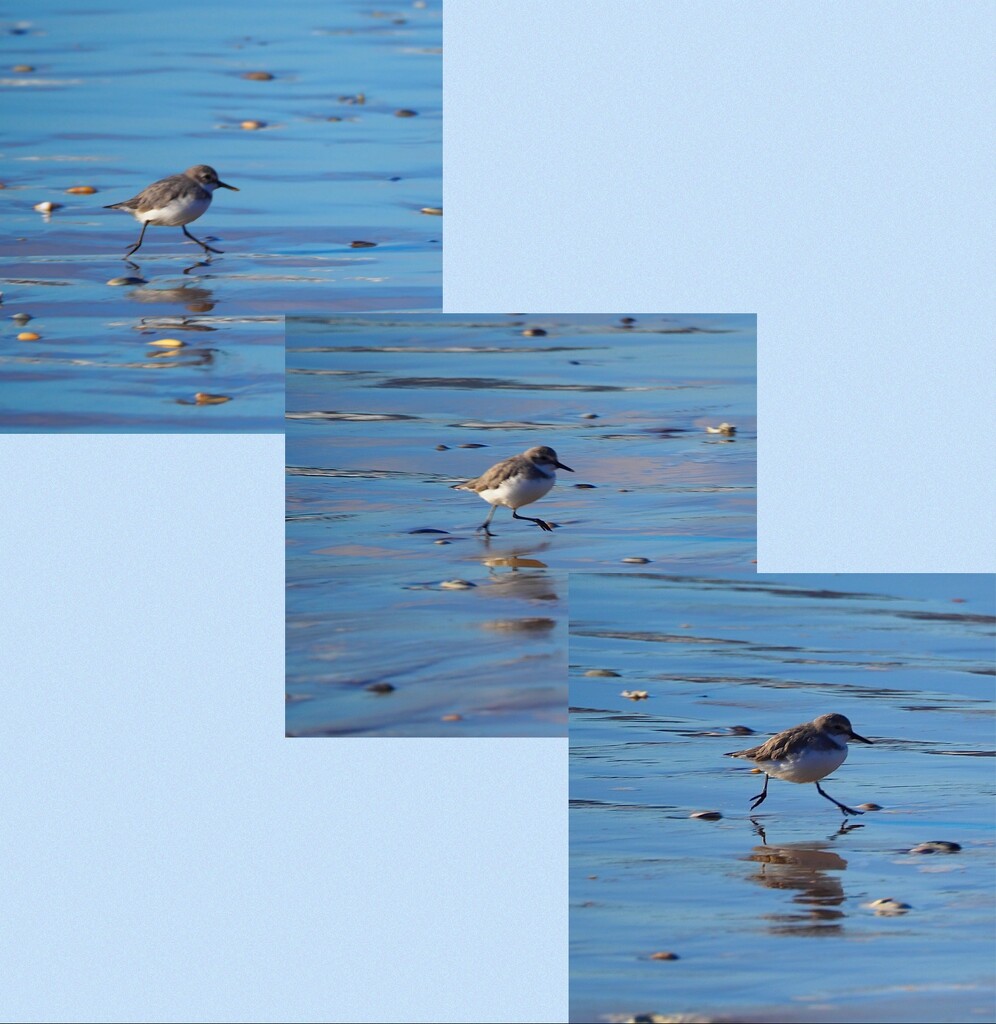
[453,445,573,535]
[104,165,238,258]
[726,713,873,817]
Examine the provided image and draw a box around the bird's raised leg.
[182,225,223,255]
[815,780,863,816]
[512,509,554,532]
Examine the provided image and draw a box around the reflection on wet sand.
[744,820,865,935]
[127,273,217,313]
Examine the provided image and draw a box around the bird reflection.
[481,563,560,605]
[477,531,553,566]
[743,819,862,935]
[122,259,217,310]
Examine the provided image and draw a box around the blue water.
[0,0,441,429]
[570,573,996,1023]
[286,314,756,736]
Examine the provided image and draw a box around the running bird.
[104,165,238,258]
[726,713,873,816]
[453,445,573,535]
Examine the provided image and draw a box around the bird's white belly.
[139,195,210,226]
[761,744,847,784]
[478,473,554,509]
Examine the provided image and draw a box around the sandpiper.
[726,713,873,816]
[104,165,238,258]
[453,445,573,535]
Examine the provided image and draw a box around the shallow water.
[1,0,440,429]
[569,573,996,1023]
[286,314,755,736]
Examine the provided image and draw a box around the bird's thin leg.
[124,222,149,258]
[749,773,770,810]
[815,780,863,817]
[512,509,554,532]
[476,504,498,536]
[182,225,223,255]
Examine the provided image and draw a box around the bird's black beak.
[217,181,239,191]
[555,460,574,472]
[849,729,872,744]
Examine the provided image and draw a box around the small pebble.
[857,802,882,811]
[365,682,395,694]
[621,690,649,700]
[242,71,274,81]
[580,412,599,419]
[434,539,450,545]
[148,338,186,348]
[420,206,443,215]
[11,313,32,323]
[394,108,418,117]
[441,713,462,722]
[194,393,231,405]
[440,579,475,590]
[622,557,652,564]
[350,240,377,248]
[573,483,596,489]
[585,669,620,678]
[12,64,34,73]
[65,185,97,195]
[705,422,737,435]
[690,810,722,821]
[648,951,679,961]
[522,328,546,337]
[34,201,61,213]
[240,119,265,130]
[435,444,449,450]
[106,276,146,286]
[908,841,961,854]
[729,725,754,735]
[869,898,911,915]
[17,331,40,341]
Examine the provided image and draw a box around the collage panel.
[569,572,996,1023]
[1,0,440,430]
[286,313,756,737]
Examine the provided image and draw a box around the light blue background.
[445,0,996,572]
[0,436,566,1023]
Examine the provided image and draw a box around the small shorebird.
[726,713,873,816]
[104,165,238,258]
[453,445,573,535]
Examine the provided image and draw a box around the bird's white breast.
[137,194,211,226]
[760,743,848,784]
[478,471,555,509]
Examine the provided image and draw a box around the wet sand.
[286,314,756,736]
[569,573,996,1023]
